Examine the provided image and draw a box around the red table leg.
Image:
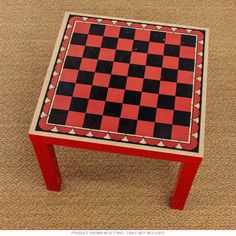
[31,141,62,191]
[170,158,202,210]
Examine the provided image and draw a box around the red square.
[165,33,181,45]
[74,22,90,34]
[60,69,78,83]
[130,52,147,65]
[140,92,158,107]
[155,108,174,124]
[66,111,85,127]
[106,88,125,103]
[86,35,103,47]
[136,120,155,137]
[144,66,161,80]
[175,96,192,112]
[159,81,177,96]
[162,56,179,69]
[104,25,120,37]
[67,44,85,57]
[126,77,143,91]
[117,38,133,51]
[52,95,72,110]
[80,58,97,71]
[177,70,194,84]
[99,48,116,61]
[171,125,190,142]
[121,104,139,120]
[148,42,164,55]
[86,100,105,115]
[134,29,150,41]
[180,46,195,59]
[93,73,110,87]
[100,116,120,132]
[112,62,129,76]
[73,84,91,98]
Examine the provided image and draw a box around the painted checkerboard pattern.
[36,14,206,152]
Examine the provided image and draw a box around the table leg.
[31,141,62,191]
[170,159,202,210]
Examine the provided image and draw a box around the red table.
[29,12,209,210]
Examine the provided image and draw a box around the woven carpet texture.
[0,0,235,230]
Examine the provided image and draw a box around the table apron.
[29,134,202,164]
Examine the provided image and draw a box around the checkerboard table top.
[29,12,209,157]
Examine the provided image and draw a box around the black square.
[150,31,166,43]
[90,86,108,100]
[133,40,149,53]
[102,36,118,49]
[161,68,178,82]
[69,97,88,112]
[128,64,145,78]
[48,109,68,125]
[138,106,156,121]
[114,50,131,63]
[71,33,87,45]
[96,60,113,74]
[83,46,100,59]
[146,54,163,67]
[89,24,105,35]
[104,102,122,117]
[173,111,191,126]
[64,56,81,69]
[164,45,180,57]
[56,82,75,96]
[123,90,141,105]
[142,79,160,93]
[176,83,193,98]
[109,75,127,89]
[179,58,195,71]
[154,123,172,139]
[83,114,102,129]
[119,27,135,39]
[118,118,137,134]
[157,95,175,109]
[76,71,94,84]
[181,35,196,47]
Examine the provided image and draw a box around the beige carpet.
[0,0,236,230]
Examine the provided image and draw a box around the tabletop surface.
[30,12,208,157]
